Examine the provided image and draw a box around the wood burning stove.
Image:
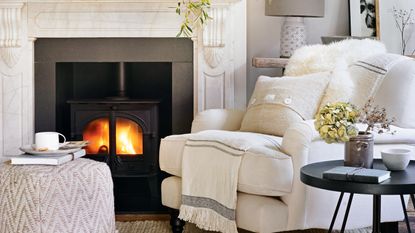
[68,99,159,177]
[67,62,161,210]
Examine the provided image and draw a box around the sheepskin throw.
[284,39,386,76]
[0,159,116,233]
[179,130,249,233]
[240,73,330,136]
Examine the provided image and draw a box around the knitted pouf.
[0,158,116,233]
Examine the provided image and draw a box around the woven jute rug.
[115,221,371,233]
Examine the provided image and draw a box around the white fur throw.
[285,39,387,76]
[241,73,330,136]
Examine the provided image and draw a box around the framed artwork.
[349,0,380,38]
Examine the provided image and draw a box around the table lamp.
[266,0,325,58]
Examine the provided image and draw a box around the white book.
[11,149,86,166]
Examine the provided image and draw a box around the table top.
[301,159,415,195]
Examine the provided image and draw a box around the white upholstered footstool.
[0,158,116,233]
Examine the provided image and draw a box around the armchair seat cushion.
[159,131,293,196]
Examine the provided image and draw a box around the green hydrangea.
[314,102,359,144]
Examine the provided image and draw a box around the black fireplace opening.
[34,38,194,213]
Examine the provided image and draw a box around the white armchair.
[160,109,415,232]
[160,47,415,233]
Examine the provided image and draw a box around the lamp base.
[280,17,306,58]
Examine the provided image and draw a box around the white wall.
[246,0,350,100]
[378,0,415,54]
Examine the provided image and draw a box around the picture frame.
[349,0,380,38]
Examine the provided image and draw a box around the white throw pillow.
[240,73,330,136]
[373,58,415,128]
[349,53,408,108]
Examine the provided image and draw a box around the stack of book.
[11,141,88,166]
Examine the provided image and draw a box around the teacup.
[34,132,66,151]
[381,148,413,171]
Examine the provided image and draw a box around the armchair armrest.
[279,121,315,230]
[191,109,245,133]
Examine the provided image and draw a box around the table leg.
[400,195,412,233]
[340,193,354,233]
[411,194,415,209]
[328,192,345,233]
[373,195,381,233]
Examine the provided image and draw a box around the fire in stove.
[83,117,143,155]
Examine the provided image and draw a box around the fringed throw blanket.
[179,130,280,233]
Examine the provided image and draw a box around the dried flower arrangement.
[393,7,415,55]
[358,98,395,134]
[176,0,212,37]
[315,99,394,144]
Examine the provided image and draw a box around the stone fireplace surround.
[0,0,246,157]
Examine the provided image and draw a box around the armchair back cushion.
[240,73,330,136]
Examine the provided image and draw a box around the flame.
[83,117,143,155]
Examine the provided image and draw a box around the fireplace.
[34,38,193,212]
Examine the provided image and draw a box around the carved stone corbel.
[203,6,227,69]
[0,3,24,68]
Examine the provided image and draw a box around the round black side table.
[301,159,415,233]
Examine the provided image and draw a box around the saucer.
[19,144,80,156]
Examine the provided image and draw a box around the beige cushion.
[240,73,330,136]
[159,131,293,196]
[373,57,415,128]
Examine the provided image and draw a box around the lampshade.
[266,0,325,17]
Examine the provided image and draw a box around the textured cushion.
[373,58,415,128]
[240,73,330,136]
[349,53,408,108]
[0,159,115,233]
[159,131,293,196]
